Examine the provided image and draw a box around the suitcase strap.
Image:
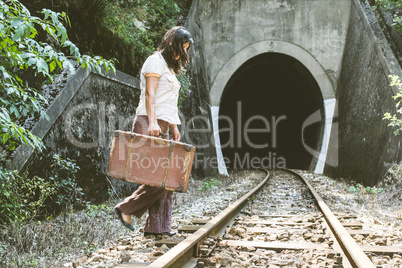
[122,134,136,181]
[161,140,175,189]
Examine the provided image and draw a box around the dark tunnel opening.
[219,53,324,170]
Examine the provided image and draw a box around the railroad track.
[114,169,402,268]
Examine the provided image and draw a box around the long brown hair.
[158,26,193,74]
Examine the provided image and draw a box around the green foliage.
[75,0,108,20]
[0,168,27,223]
[0,0,115,153]
[374,0,402,34]
[48,154,86,214]
[0,242,6,266]
[0,154,85,225]
[85,203,113,219]
[177,72,191,109]
[198,177,223,191]
[348,183,385,194]
[103,0,181,73]
[383,75,402,135]
[375,0,402,10]
[105,0,180,45]
[20,0,188,76]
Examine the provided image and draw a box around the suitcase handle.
[159,132,168,138]
[129,132,167,138]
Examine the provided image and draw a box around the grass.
[0,200,130,267]
[0,171,253,267]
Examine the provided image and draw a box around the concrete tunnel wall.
[325,0,402,185]
[185,0,402,184]
[186,0,348,176]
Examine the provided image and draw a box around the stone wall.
[325,0,402,185]
[9,68,141,201]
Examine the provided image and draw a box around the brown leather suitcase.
[106,130,195,192]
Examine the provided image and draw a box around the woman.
[115,26,193,236]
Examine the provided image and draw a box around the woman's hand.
[148,121,162,137]
[170,124,180,141]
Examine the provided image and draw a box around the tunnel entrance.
[219,52,324,170]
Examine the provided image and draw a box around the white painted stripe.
[314,98,336,174]
[211,106,229,176]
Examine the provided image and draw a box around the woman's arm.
[145,76,161,136]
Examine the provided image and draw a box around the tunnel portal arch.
[210,41,336,174]
[210,41,335,104]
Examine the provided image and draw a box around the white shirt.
[135,51,181,125]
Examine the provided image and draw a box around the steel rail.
[147,169,271,268]
[287,169,375,268]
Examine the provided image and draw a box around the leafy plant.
[0,242,6,266]
[48,154,86,216]
[348,183,384,194]
[102,0,181,74]
[177,72,191,109]
[0,154,85,225]
[198,177,223,191]
[374,0,402,33]
[383,75,402,135]
[374,0,402,10]
[85,203,113,219]
[0,0,115,154]
[0,167,39,223]
[367,186,385,194]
